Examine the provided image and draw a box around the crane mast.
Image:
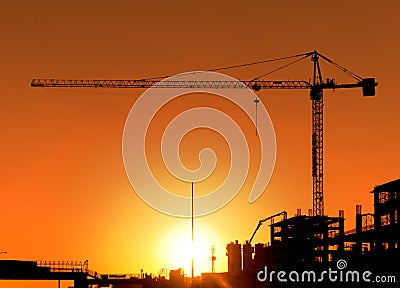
[30,50,377,217]
[311,53,324,217]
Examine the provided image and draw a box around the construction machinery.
[248,211,287,244]
[31,50,378,217]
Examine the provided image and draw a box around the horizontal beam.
[31,79,312,90]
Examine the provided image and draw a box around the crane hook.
[254,97,260,136]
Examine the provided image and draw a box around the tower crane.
[30,50,378,217]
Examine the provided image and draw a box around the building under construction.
[202,178,400,288]
[343,178,400,270]
[226,212,346,273]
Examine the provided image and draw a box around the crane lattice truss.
[31,50,377,217]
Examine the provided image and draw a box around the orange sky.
[1,1,400,287]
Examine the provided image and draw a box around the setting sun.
[160,221,219,276]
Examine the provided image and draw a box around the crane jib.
[30,78,376,96]
[30,79,312,90]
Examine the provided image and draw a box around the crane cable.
[42,53,310,97]
[317,53,363,82]
[142,52,312,138]
[254,97,260,136]
[141,52,311,81]
[251,54,311,81]
[209,52,311,73]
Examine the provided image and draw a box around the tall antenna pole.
[191,182,194,284]
[211,246,216,273]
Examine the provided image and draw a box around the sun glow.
[160,222,218,277]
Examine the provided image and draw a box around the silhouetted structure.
[215,179,400,287]
[0,259,167,288]
[227,213,345,273]
[226,240,241,274]
[342,178,400,272]
[210,246,216,273]
[2,180,399,287]
[169,268,184,288]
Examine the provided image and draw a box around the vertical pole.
[355,205,362,256]
[191,182,194,286]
